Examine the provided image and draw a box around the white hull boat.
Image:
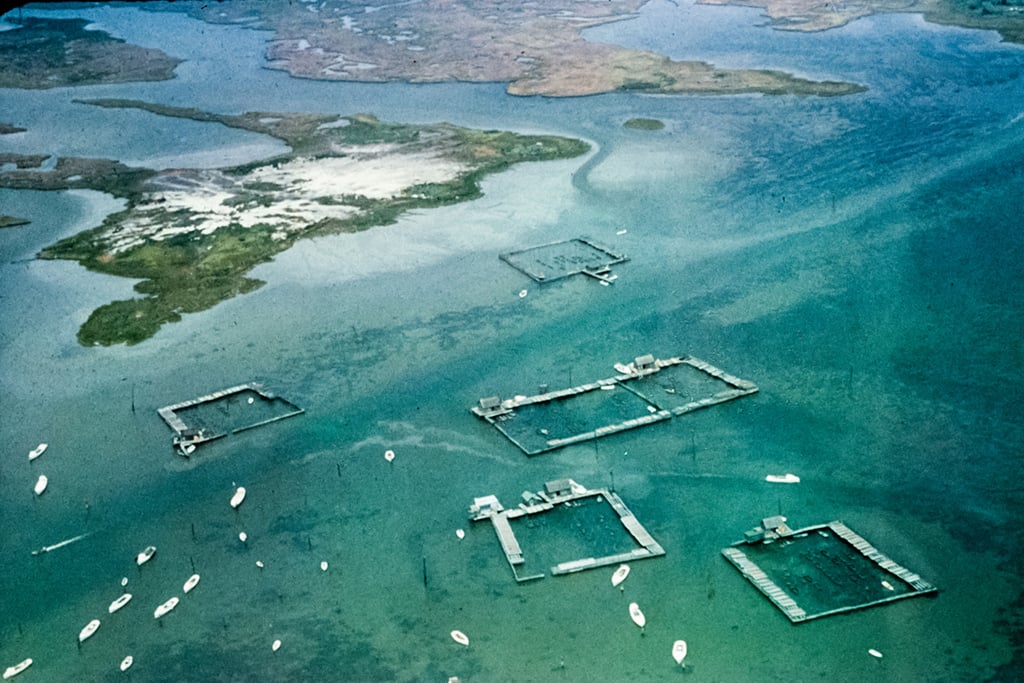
[120,656,133,672]
[384,449,396,463]
[611,563,630,587]
[108,593,133,614]
[765,473,801,484]
[28,443,47,461]
[154,596,179,619]
[183,574,200,593]
[450,630,469,646]
[230,487,246,509]
[672,640,688,667]
[79,619,100,642]
[136,546,156,566]
[628,602,646,628]
[33,475,47,496]
[3,658,32,679]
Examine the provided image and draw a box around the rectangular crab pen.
[722,518,939,623]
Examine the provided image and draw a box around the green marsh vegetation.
[2,101,589,346]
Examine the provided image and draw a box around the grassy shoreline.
[1,100,588,346]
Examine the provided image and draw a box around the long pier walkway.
[472,354,758,455]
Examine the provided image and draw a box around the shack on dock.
[157,382,304,456]
[499,237,628,285]
[469,478,664,583]
[471,353,758,455]
[721,517,938,623]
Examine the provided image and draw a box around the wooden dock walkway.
[472,354,758,455]
[157,382,304,456]
[722,520,938,623]
[471,484,664,582]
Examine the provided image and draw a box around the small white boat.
[611,563,630,587]
[230,486,246,509]
[136,546,156,566]
[119,655,133,672]
[272,639,282,652]
[456,529,465,540]
[320,560,329,571]
[79,619,101,642]
[3,658,32,679]
[108,593,133,614]
[28,443,47,461]
[183,574,200,593]
[881,580,895,591]
[518,289,528,298]
[256,560,264,568]
[384,449,396,463]
[450,630,469,646]
[672,640,688,667]
[154,596,179,619]
[33,475,47,496]
[239,531,248,543]
[765,473,801,484]
[614,362,633,375]
[628,602,645,628]
[868,648,883,658]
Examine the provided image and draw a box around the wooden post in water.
[422,556,428,588]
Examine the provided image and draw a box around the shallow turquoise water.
[1,2,1022,681]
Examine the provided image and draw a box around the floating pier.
[721,518,938,623]
[499,237,628,284]
[469,479,665,583]
[472,354,758,455]
[157,382,304,457]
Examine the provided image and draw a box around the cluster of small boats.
[69,544,203,675]
[611,564,689,669]
[28,444,48,498]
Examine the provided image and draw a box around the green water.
[1,2,1023,681]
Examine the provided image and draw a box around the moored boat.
[230,486,246,509]
[628,602,645,628]
[108,593,133,614]
[765,473,801,484]
[450,630,469,646]
[3,658,32,679]
[611,563,630,587]
[183,574,200,593]
[79,619,101,642]
[120,656,133,672]
[28,443,47,461]
[868,648,884,658]
[136,546,156,566]
[272,639,282,652]
[33,475,47,496]
[384,449,396,463]
[672,640,688,667]
[154,596,179,619]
